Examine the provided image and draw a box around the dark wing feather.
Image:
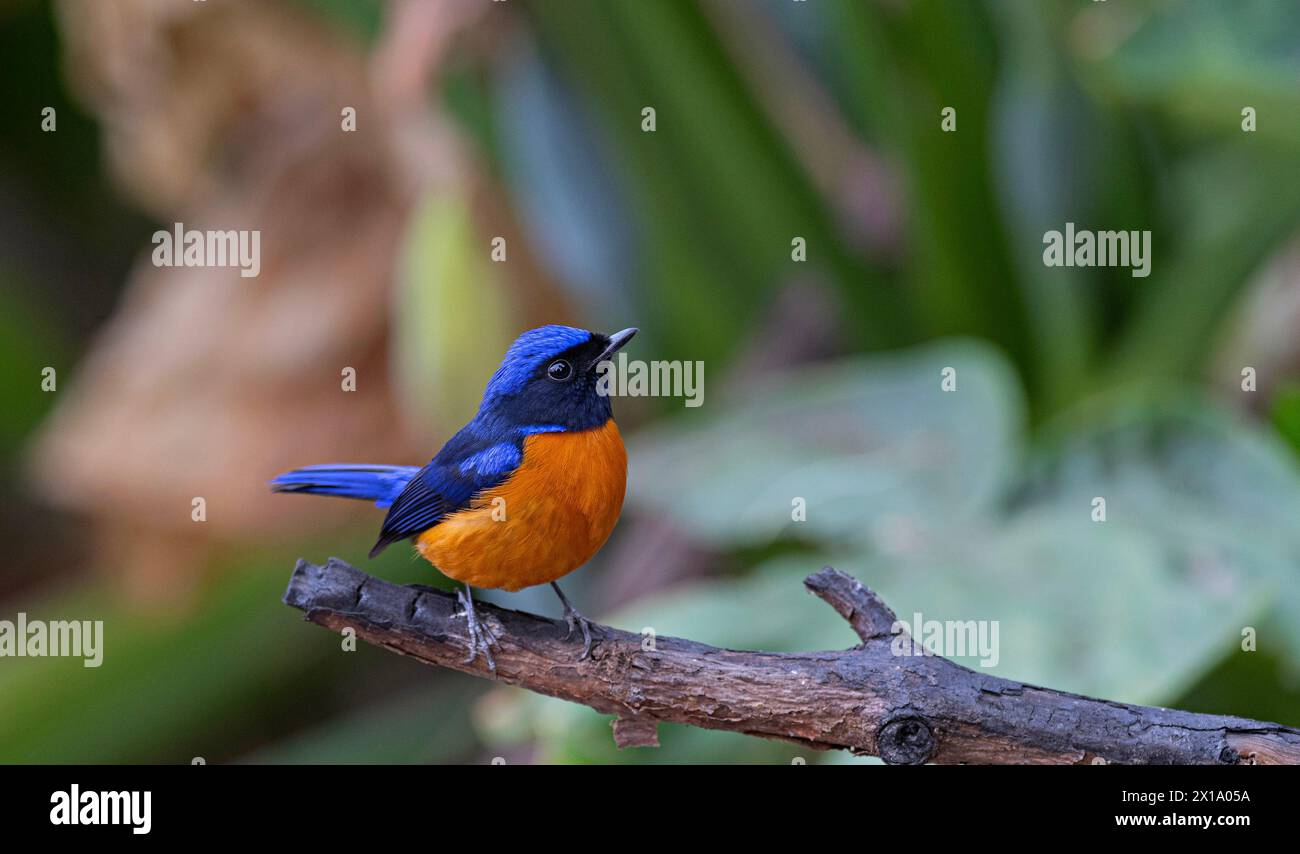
[368,422,522,557]
[367,475,453,557]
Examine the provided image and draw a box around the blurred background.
[2,0,1299,764]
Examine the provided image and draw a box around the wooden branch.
[282,557,1300,764]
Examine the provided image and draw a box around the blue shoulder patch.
[519,423,567,435]
[457,442,522,477]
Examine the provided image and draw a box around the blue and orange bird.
[271,325,637,670]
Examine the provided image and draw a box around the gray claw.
[456,586,498,672]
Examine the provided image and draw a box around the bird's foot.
[564,609,595,661]
[551,582,596,660]
[455,586,499,673]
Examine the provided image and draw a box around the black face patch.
[495,335,616,431]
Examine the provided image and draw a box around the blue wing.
[368,424,523,558]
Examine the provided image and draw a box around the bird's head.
[479,324,637,433]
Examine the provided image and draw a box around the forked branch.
[282,558,1300,764]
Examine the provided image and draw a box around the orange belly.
[415,419,627,591]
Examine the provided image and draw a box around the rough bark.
[282,557,1300,764]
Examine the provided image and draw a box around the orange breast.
[415,419,627,591]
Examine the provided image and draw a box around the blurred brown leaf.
[31,0,488,599]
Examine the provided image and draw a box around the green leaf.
[393,191,516,432]
[1108,145,1300,381]
[1018,398,1300,668]
[1095,0,1300,147]
[855,397,1300,701]
[289,0,385,45]
[827,0,1030,363]
[0,555,331,763]
[628,340,1024,548]
[0,274,65,456]
[529,0,910,360]
[1271,383,1300,458]
[240,684,480,764]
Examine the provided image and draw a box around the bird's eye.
[547,359,573,382]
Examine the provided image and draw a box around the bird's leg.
[550,582,596,660]
[455,584,498,672]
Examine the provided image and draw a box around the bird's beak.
[594,327,637,365]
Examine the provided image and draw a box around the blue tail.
[269,464,419,509]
